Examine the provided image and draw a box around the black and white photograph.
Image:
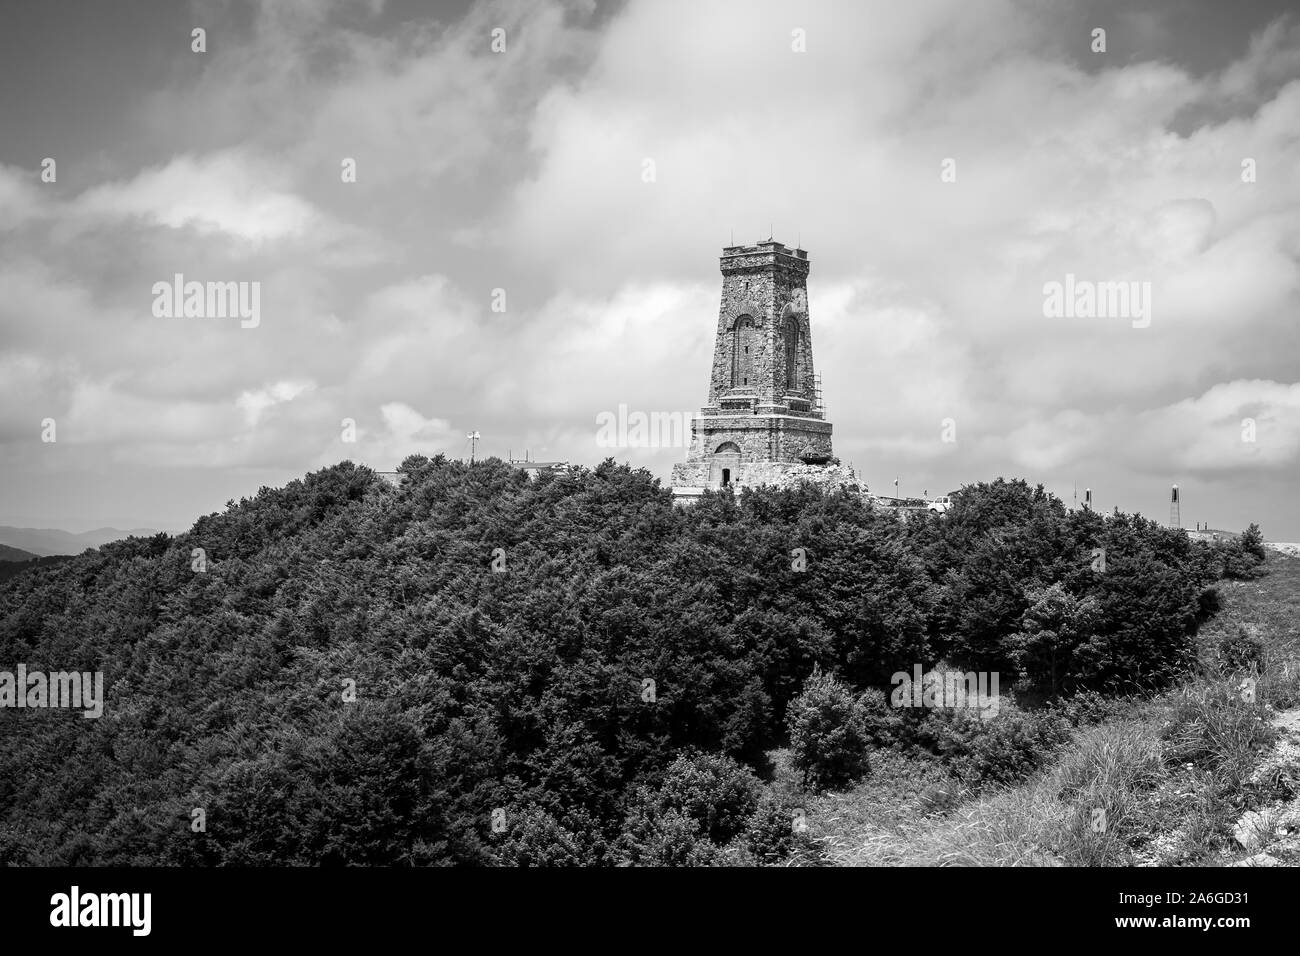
[1,0,1296,938]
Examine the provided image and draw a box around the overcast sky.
[1,0,1297,538]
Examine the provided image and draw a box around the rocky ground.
[1229,707,1300,866]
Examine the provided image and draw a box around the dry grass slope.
[792,551,1300,867]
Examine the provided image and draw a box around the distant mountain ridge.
[0,544,40,562]
[0,526,159,557]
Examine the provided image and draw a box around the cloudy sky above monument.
[1,0,1297,536]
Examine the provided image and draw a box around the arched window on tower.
[731,315,756,387]
[783,315,799,390]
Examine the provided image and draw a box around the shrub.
[859,686,906,747]
[1222,524,1268,580]
[613,803,719,867]
[1050,688,1131,727]
[495,805,609,867]
[786,668,872,791]
[1212,625,1264,674]
[1006,584,1101,695]
[652,751,761,844]
[924,705,1072,789]
[1239,523,1267,561]
[745,793,798,863]
[610,751,764,866]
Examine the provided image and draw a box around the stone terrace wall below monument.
[670,462,711,486]
[737,461,860,492]
[671,460,861,495]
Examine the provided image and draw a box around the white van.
[928,495,953,515]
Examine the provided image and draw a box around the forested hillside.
[0,457,1262,865]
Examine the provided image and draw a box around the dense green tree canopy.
[0,460,1231,864]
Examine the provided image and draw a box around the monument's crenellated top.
[720,241,810,274]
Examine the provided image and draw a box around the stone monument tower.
[672,241,852,492]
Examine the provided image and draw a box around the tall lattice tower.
[1169,484,1180,528]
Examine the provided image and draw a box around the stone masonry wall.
[671,460,860,494]
[736,461,859,492]
[673,242,838,491]
[707,244,817,410]
[692,415,832,462]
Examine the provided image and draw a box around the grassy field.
[1209,547,1300,703]
[786,551,1300,867]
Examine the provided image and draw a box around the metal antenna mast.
[467,431,481,464]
